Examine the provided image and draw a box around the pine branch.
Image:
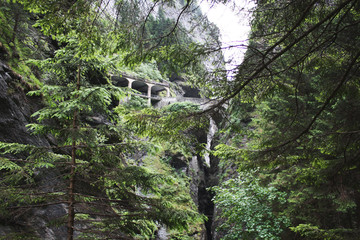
[265,50,360,151]
[199,0,356,115]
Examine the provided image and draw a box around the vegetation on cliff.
[1,0,360,239]
[0,0,210,239]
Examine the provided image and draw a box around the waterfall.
[204,117,218,167]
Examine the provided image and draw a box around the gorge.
[1,0,360,239]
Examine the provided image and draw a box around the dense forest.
[0,0,359,239]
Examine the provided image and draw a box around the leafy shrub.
[212,169,290,240]
[165,101,200,112]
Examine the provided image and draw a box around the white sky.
[199,0,256,74]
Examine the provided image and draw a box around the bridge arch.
[111,74,170,105]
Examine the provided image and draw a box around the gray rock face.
[0,61,46,146]
[0,61,67,239]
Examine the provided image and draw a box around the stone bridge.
[111,73,170,105]
[111,73,219,109]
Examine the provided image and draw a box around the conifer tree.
[212,0,360,239]
[0,1,202,239]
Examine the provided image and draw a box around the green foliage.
[0,0,225,239]
[139,143,205,239]
[17,0,110,54]
[136,62,166,81]
[213,1,360,239]
[0,11,202,238]
[166,101,200,112]
[122,3,224,88]
[0,232,39,240]
[121,95,148,110]
[117,61,167,82]
[212,169,290,240]
[289,224,355,240]
[1,81,200,239]
[0,1,47,88]
[120,101,207,155]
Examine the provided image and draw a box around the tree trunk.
[11,15,18,48]
[67,65,81,240]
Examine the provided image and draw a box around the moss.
[0,229,39,240]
